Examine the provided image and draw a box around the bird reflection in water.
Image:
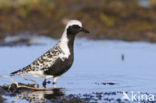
[14,88,64,103]
[1,83,64,103]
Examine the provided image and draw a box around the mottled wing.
[11,45,63,75]
[30,45,62,71]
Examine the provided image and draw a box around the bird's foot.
[43,84,46,88]
[47,81,51,84]
[42,80,47,88]
[42,80,51,88]
[52,82,56,88]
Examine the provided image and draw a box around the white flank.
[28,71,53,79]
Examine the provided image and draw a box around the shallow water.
[0,36,156,103]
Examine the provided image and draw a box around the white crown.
[65,20,82,29]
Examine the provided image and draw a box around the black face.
[67,25,89,35]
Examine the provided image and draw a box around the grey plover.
[10,20,89,87]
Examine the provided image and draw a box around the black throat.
[66,29,77,55]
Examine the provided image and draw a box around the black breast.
[43,55,73,77]
[44,28,76,77]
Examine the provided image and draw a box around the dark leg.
[52,77,59,88]
[47,81,51,84]
[53,77,58,84]
[42,79,47,88]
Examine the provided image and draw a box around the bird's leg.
[53,77,58,84]
[53,83,56,88]
[42,79,47,88]
[47,81,51,84]
[53,77,59,88]
[21,75,39,88]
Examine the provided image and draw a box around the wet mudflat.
[0,36,156,103]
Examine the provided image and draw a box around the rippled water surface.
[0,36,156,103]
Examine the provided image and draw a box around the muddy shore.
[1,84,153,103]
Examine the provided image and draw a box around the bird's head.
[65,20,89,36]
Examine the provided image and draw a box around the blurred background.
[0,0,156,42]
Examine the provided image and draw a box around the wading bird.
[11,20,89,88]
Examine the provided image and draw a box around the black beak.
[81,27,90,33]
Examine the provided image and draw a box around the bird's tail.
[10,69,22,76]
[10,66,30,76]
[10,70,20,76]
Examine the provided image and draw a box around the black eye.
[67,25,82,35]
[72,25,81,29]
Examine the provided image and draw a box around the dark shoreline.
[0,84,155,103]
